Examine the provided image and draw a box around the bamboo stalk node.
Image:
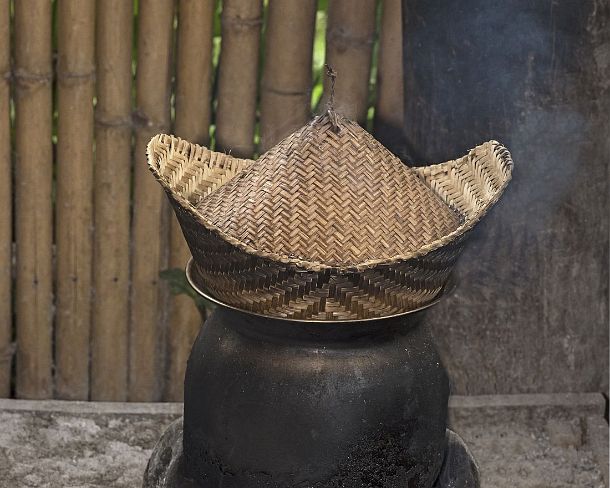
[326,30,376,49]
[260,83,310,98]
[133,109,168,131]
[13,69,53,87]
[57,69,96,82]
[95,114,133,129]
[223,16,263,29]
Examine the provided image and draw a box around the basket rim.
[148,132,513,272]
[185,258,445,323]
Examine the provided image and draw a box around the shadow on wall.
[400,0,609,396]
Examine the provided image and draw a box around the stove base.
[143,418,479,488]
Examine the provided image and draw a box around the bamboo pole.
[259,0,317,152]
[323,0,377,124]
[174,0,214,146]
[91,0,133,401]
[55,0,95,400]
[13,0,54,399]
[165,0,215,402]
[215,0,263,158]
[373,0,403,149]
[130,0,175,402]
[0,0,11,397]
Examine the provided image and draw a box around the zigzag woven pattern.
[147,113,513,320]
[197,114,462,268]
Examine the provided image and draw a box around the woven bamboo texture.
[148,113,513,321]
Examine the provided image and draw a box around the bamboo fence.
[374,0,403,136]
[323,0,377,123]
[372,0,406,160]
[14,0,54,400]
[130,0,175,402]
[92,0,133,402]
[167,0,215,402]
[55,0,96,401]
[215,0,263,158]
[259,0,317,152]
[1,0,403,401]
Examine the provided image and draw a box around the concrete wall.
[400,0,609,395]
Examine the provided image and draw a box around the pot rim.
[185,258,445,324]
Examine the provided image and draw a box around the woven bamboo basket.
[148,111,513,321]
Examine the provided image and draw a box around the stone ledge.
[2,392,603,416]
[449,392,605,412]
[0,398,183,416]
[1,393,607,488]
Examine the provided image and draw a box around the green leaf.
[159,268,216,315]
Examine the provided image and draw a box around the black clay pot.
[182,304,450,488]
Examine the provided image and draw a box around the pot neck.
[210,305,427,344]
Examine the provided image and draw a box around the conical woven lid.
[148,109,513,321]
[196,113,462,270]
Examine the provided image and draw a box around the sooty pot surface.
[183,307,449,488]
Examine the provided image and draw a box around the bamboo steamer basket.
[147,109,512,321]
